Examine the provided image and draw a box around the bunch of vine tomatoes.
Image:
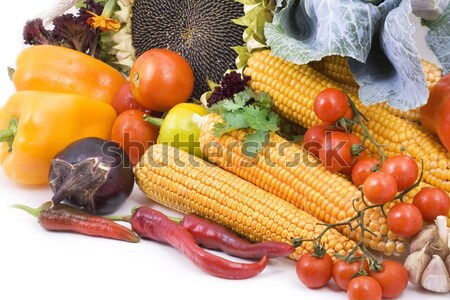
[298,87,450,300]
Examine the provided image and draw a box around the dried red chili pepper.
[172,213,294,259]
[13,201,139,243]
[131,206,268,279]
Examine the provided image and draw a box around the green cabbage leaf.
[264,0,429,111]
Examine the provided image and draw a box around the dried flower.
[86,0,120,32]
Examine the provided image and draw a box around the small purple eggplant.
[49,137,134,214]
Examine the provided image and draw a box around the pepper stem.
[11,203,47,218]
[107,214,132,223]
[144,115,164,128]
[0,117,19,152]
[168,216,183,224]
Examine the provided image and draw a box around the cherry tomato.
[111,82,149,115]
[319,131,354,173]
[296,253,334,289]
[412,187,450,222]
[362,171,397,205]
[110,109,160,165]
[323,107,354,127]
[332,257,369,291]
[303,124,328,157]
[369,260,408,299]
[340,133,366,175]
[381,154,418,191]
[351,157,380,187]
[387,202,423,238]
[347,276,382,300]
[314,88,350,124]
[130,48,194,112]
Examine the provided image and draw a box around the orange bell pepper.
[0,91,117,185]
[12,45,126,104]
[420,74,450,152]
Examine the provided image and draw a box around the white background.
[0,1,444,300]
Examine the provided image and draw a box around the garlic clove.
[404,245,431,286]
[446,254,450,275]
[410,224,436,253]
[430,216,450,260]
[421,255,450,293]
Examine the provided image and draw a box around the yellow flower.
[86,10,120,32]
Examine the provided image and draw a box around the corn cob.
[197,113,407,256]
[309,55,357,87]
[244,50,450,193]
[309,55,443,123]
[376,104,421,123]
[135,144,355,260]
[309,55,442,90]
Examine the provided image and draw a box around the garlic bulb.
[405,215,450,293]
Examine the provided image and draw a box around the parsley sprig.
[208,87,280,156]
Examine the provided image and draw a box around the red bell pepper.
[420,74,450,152]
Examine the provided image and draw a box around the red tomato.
[296,253,334,289]
[362,171,397,205]
[314,88,350,124]
[110,109,160,165]
[343,107,354,120]
[318,131,354,173]
[381,154,418,191]
[347,276,382,300]
[332,257,369,291]
[111,82,149,115]
[323,107,354,127]
[302,124,328,157]
[369,260,408,299]
[387,203,423,238]
[340,133,366,175]
[351,157,380,187]
[130,49,194,112]
[412,187,450,222]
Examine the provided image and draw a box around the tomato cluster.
[296,253,409,300]
[306,88,450,239]
[304,88,366,175]
[110,49,195,165]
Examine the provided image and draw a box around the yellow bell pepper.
[12,45,126,104]
[0,91,117,185]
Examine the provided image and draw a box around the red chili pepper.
[175,214,294,259]
[13,201,139,243]
[131,206,268,279]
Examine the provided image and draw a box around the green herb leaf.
[209,94,249,114]
[242,130,269,157]
[213,112,249,136]
[243,105,279,131]
[254,91,272,110]
[210,84,279,152]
